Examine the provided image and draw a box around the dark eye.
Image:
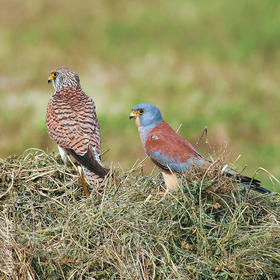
[53,72,58,77]
[139,109,144,114]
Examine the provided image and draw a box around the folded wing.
[144,121,209,173]
[46,88,108,179]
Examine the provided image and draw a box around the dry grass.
[0,149,280,279]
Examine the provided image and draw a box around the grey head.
[129,103,163,128]
[48,66,81,91]
[129,103,163,145]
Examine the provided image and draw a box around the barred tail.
[82,166,106,187]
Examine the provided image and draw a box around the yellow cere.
[49,72,58,81]
[48,74,54,81]
[130,110,139,118]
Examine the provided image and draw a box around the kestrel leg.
[58,146,89,198]
[162,171,178,192]
[78,166,90,198]
[155,170,178,198]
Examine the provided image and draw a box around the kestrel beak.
[48,74,54,84]
[129,110,138,120]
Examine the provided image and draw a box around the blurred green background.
[1,0,279,191]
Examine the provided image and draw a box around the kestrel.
[129,103,273,194]
[46,66,107,195]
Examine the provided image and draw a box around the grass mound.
[0,149,280,279]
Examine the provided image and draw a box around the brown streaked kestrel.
[46,66,107,195]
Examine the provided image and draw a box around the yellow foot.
[78,166,90,198]
[155,191,166,196]
[154,190,171,203]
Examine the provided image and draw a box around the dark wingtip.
[244,183,274,194]
[224,169,274,194]
[67,148,108,179]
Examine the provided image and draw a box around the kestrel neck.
[53,86,83,97]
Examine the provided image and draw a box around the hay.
[0,149,280,279]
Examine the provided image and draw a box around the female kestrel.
[129,103,273,194]
[46,66,107,194]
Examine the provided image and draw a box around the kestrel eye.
[53,72,58,77]
[139,109,144,114]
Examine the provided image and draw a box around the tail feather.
[223,169,274,194]
[82,166,106,187]
[67,148,108,178]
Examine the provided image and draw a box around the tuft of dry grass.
[0,149,280,279]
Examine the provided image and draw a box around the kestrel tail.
[46,66,108,192]
[129,103,274,195]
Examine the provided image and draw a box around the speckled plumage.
[46,66,107,186]
[130,103,273,194]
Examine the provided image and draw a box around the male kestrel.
[129,103,273,194]
[46,66,107,194]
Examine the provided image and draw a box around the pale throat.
[135,116,141,129]
[135,117,145,144]
[137,121,154,149]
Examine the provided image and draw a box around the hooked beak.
[48,74,54,84]
[129,110,138,120]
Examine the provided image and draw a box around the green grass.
[0,0,280,190]
[1,149,280,279]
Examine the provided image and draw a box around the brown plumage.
[46,66,107,188]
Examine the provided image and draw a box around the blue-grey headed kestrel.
[46,67,107,194]
[129,103,273,194]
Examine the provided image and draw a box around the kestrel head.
[48,66,81,91]
[129,103,163,128]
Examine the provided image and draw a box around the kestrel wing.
[46,88,105,174]
[145,122,208,173]
[67,146,108,178]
